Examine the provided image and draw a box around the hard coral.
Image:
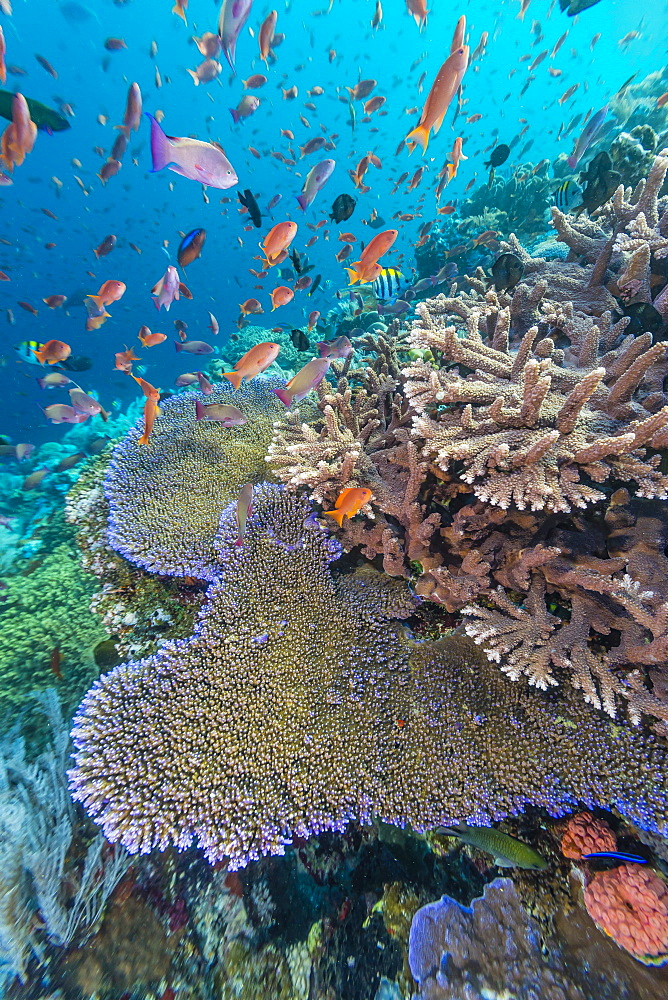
[584,864,668,966]
[404,297,668,513]
[70,489,668,868]
[105,378,285,579]
[561,811,617,861]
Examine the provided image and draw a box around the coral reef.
[458,161,553,239]
[409,877,629,1000]
[584,864,668,966]
[70,486,668,869]
[104,377,286,578]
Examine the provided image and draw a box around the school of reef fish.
[2,0,668,997]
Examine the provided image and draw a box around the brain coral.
[70,486,668,869]
[104,378,286,579]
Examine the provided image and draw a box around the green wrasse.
[433,823,548,870]
[0,90,70,131]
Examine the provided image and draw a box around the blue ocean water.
[0,0,663,444]
[2,1,668,998]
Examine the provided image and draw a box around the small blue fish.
[582,851,647,864]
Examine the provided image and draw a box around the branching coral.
[105,378,286,579]
[403,298,668,513]
[69,485,668,869]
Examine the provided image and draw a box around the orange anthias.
[324,487,373,527]
[270,285,294,310]
[345,229,397,285]
[31,339,71,365]
[259,221,297,268]
[221,341,281,390]
[138,396,160,446]
[406,44,469,154]
[87,279,126,307]
[239,297,263,315]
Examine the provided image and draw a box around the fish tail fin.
[145,112,172,172]
[324,508,346,527]
[171,3,187,23]
[272,387,293,407]
[405,124,429,154]
[221,371,243,390]
[187,70,200,86]
[229,108,240,124]
[138,432,149,445]
[296,193,309,210]
[92,249,100,259]
[345,262,362,284]
[195,400,205,420]
[174,341,183,352]
[86,294,103,307]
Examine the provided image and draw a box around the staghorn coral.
[69,486,668,870]
[584,865,668,966]
[561,811,617,861]
[105,377,286,579]
[267,330,444,583]
[409,877,628,1000]
[403,297,668,513]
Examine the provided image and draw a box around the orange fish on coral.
[324,487,373,527]
[138,396,160,446]
[221,342,280,390]
[131,373,160,401]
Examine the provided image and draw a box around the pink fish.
[146,113,237,189]
[42,404,89,425]
[196,371,214,394]
[297,158,335,210]
[218,0,254,73]
[235,482,254,545]
[174,340,214,355]
[317,335,352,359]
[152,265,180,311]
[273,357,330,406]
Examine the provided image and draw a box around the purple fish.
[235,482,254,545]
[152,265,180,312]
[567,104,608,170]
[317,335,352,359]
[175,372,199,386]
[195,400,246,424]
[175,340,215,355]
[297,159,336,210]
[196,371,214,394]
[145,113,238,189]
[218,0,254,73]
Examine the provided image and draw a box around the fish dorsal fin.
[210,141,226,154]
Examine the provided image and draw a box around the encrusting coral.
[584,865,668,966]
[69,484,668,869]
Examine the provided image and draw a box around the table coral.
[584,865,668,966]
[70,486,668,869]
[561,811,617,861]
[104,377,286,579]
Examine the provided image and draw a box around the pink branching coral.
[584,864,668,966]
[403,298,668,513]
[561,811,617,861]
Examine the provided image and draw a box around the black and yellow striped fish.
[371,267,405,301]
[553,179,583,212]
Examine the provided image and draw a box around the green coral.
[0,518,106,734]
